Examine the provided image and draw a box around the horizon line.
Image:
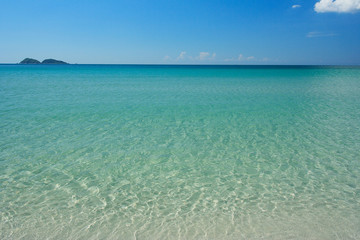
[1,63,360,67]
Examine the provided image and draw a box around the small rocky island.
[19,58,68,64]
[20,58,41,64]
[42,59,68,64]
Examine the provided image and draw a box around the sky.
[0,0,360,65]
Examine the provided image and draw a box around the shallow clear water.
[1,65,360,239]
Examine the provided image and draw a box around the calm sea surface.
[1,65,360,239]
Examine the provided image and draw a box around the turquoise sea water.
[1,65,360,239]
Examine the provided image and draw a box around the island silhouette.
[20,58,68,64]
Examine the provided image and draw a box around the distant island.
[42,59,68,64]
[19,58,68,64]
[20,58,41,64]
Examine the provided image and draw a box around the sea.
[1,65,359,239]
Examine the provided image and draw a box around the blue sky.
[0,0,359,64]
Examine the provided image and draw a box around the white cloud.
[224,54,262,62]
[292,5,301,8]
[198,52,210,60]
[196,52,216,60]
[307,31,337,37]
[177,51,186,60]
[315,0,360,13]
